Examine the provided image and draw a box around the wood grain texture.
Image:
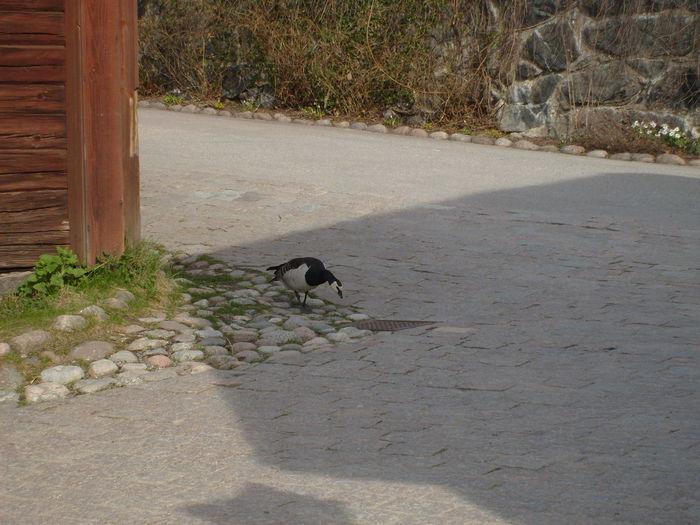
[0,149,66,174]
[0,230,69,246]
[0,189,67,212]
[0,12,65,45]
[0,84,65,113]
[0,46,64,82]
[0,114,66,148]
[0,0,64,11]
[0,172,67,191]
[0,0,69,269]
[0,202,68,233]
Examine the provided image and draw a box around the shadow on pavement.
[185,483,355,525]
[184,172,699,524]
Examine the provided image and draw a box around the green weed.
[163,94,184,106]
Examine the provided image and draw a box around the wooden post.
[65,0,139,266]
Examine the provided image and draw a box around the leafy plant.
[384,116,401,127]
[18,247,88,297]
[481,128,504,138]
[239,101,260,112]
[163,94,185,106]
[301,104,326,119]
[212,101,226,110]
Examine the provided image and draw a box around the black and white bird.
[266,257,343,310]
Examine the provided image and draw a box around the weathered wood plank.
[123,0,141,243]
[0,46,63,65]
[0,149,67,174]
[0,1,64,11]
[0,244,68,269]
[66,0,141,263]
[0,46,64,82]
[0,65,64,83]
[0,230,69,246]
[0,12,64,45]
[0,172,67,191]
[0,84,65,113]
[0,204,68,233]
[65,0,86,259]
[0,189,66,212]
[0,114,66,148]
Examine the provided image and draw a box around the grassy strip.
[0,242,178,340]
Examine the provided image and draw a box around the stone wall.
[495,0,699,137]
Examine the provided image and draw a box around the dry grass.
[138,0,698,142]
[571,114,669,155]
[138,0,532,124]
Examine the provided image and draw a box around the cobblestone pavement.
[2,110,699,524]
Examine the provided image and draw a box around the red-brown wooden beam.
[65,0,140,265]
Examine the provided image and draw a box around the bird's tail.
[266,265,281,282]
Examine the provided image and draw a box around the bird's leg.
[294,291,301,305]
[300,293,311,313]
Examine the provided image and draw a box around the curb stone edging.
[136,99,698,167]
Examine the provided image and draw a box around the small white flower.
[649,121,657,128]
[632,120,640,128]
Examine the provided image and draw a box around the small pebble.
[89,359,119,378]
[25,382,69,403]
[146,355,173,368]
[102,298,129,310]
[75,378,116,394]
[127,338,168,352]
[52,315,87,332]
[122,325,146,334]
[258,345,281,354]
[121,363,148,372]
[114,289,136,303]
[203,345,229,357]
[235,350,261,363]
[80,305,109,321]
[207,355,241,369]
[110,350,138,364]
[172,349,205,362]
[41,365,84,385]
[231,342,257,352]
[327,332,351,343]
[304,337,330,347]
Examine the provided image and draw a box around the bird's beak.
[338,290,343,298]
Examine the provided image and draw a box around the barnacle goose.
[266,257,343,309]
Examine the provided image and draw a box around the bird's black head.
[323,270,343,298]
